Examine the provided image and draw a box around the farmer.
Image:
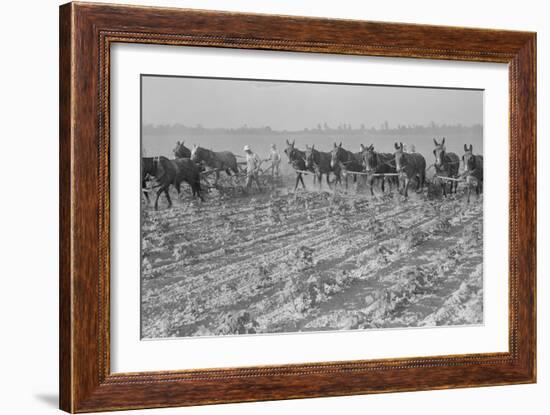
[244,145,262,190]
[269,143,281,176]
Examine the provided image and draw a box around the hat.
[243,145,251,151]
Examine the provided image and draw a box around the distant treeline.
[143,123,483,136]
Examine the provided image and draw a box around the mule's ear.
[400,142,404,150]
[339,142,343,148]
[469,144,473,152]
[334,142,338,148]
[464,144,468,152]
[394,142,399,150]
[369,144,374,151]
[360,144,365,151]
[433,138,438,146]
[441,137,445,146]
[311,144,315,150]
[286,139,290,145]
[292,139,295,147]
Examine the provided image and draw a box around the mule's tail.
[230,156,239,174]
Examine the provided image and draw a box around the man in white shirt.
[244,145,262,190]
[269,144,281,176]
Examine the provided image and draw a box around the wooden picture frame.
[59,2,536,412]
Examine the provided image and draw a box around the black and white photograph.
[140,75,484,339]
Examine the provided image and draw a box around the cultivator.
[199,161,283,196]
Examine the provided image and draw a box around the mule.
[360,144,398,196]
[190,145,238,185]
[330,142,363,189]
[142,156,204,210]
[141,157,156,204]
[173,140,191,159]
[141,156,177,209]
[284,139,313,190]
[305,144,338,189]
[462,144,484,203]
[172,158,204,202]
[433,138,460,197]
[393,142,426,197]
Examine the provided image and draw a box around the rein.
[336,149,359,171]
[463,167,480,176]
[288,149,309,172]
[372,151,396,169]
[439,153,460,166]
[381,160,396,169]
[379,153,396,168]
[309,150,320,168]
[360,153,399,177]
[291,149,306,164]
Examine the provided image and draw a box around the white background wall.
[0,0,546,414]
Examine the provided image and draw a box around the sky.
[142,75,483,131]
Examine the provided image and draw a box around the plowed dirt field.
[141,177,483,339]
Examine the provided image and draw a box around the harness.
[379,153,396,169]
[307,149,330,174]
[288,148,309,172]
[336,149,362,173]
[446,159,461,165]
[434,153,459,177]
[364,151,396,170]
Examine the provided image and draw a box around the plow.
[198,160,280,193]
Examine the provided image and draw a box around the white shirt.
[270,149,281,162]
[246,152,261,172]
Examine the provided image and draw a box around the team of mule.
[142,155,204,210]
[143,138,483,208]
